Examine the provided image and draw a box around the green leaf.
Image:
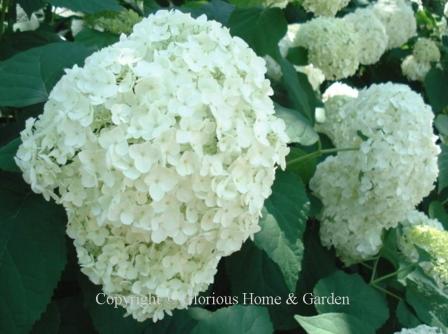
[17,0,46,16]
[435,114,448,137]
[190,306,273,334]
[142,0,160,15]
[75,28,119,50]
[143,310,196,334]
[228,7,287,58]
[0,138,20,172]
[254,170,309,292]
[313,271,389,330]
[229,0,264,7]
[79,275,145,334]
[396,300,421,329]
[48,0,122,14]
[406,280,448,331]
[278,58,316,122]
[0,172,67,334]
[428,201,448,230]
[438,144,448,193]
[424,68,448,113]
[0,42,93,107]
[30,302,60,334]
[274,104,318,145]
[182,0,235,24]
[285,147,317,184]
[226,242,297,330]
[0,31,63,61]
[295,313,374,334]
[287,47,308,66]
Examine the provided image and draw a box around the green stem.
[286,146,359,168]
[372,284,402,301]
[369,257,380,283]
[370,265,414,285]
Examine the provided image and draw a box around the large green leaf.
[278,58,316,122]
[0,43,93,107]
[428,201,448,229]
[48,0,122,14]
[438,144,448,193]
[75,29,119,50]
[226,242,297,330]
[254,170,309,292]
[0,31,63,61]
[0,138,20,172]
[295,313,374,334]
[228,7,287,58]
[30,302,60,334]
[313,271,389,330]
[435,114,448,138]
[396,301,421,329]
[190,306,273,334]
[0,172,67,334]
[405,276,448,331]
[182,0,235,24]
[424,68,448,113]
[274,104,318,146]
[144,310,196,334]
[79,275,145,334]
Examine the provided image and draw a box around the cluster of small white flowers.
[295,17,360,80]
[13,4,44,32]
[394,325,444,334]
[402,38,441,81]
[264,24,325,90]
[372,0,417,50]
[343,8,389,65]
[301,0,350,17]
[399,211,448,288]
[16,10,289,321]
[311,83,440,264]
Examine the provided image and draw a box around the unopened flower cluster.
[85,9,142,35]
[399,211,448,287]
[311,83,440,264]
[402,38,441,81]
[15,10,289,321]
[394,325,444,334]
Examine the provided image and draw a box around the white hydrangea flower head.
[372,0,417,50]
[401,55,431,81]
[301,0,350,17]
[265,24,326,89]
[311,83,440,264]
[295,17,360,80]
[16,10,289,321]
[399,211,448,288]
[316,82,358,142]
[445,2,448,17]
[413,38,441,63]
[344,8,389,65]
[394,325,444,334]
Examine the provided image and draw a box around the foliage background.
[0,0,447,333]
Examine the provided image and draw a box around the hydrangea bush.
[0,0,447,333]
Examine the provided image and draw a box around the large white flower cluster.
[311,83,440,264]
[402,38,441,81]
[295,17,360,80]
[399,211,448,288]
[343,8,389,65]
[372,0,417,49]
[394,325,444,334]
[15,10,289,321]
[301,0,350,17]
